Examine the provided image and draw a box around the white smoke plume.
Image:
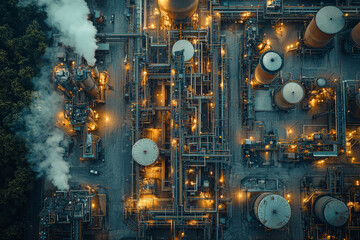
[24,49,70,190]
[31,0,98,65]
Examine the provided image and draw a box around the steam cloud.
[24,49,70,190]
[33,0,98,65]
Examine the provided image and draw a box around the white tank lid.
[256,194,291,229]
[282,81,305,104]
[261,51,283,73]
[316,78,327,87]
[315,6,345,35]
[172,40,195,61]
[323,198,349,227]
[132,139,159,166]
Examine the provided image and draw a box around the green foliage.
[0,0,47,238]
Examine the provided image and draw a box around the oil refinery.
[36,0,360,239]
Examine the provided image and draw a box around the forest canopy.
[0,0,47,239]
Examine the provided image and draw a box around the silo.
[275,81,305,109]
[132,139,159,166]
[74,67,98,98]
[254,51,283,85]
[158,0,199,20]
[172,40,195,61]
[304,6,345,48]
[253,193,291,229]
[351,22,360,48]
[314,196,349,227]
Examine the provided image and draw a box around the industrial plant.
[34,0,360,239]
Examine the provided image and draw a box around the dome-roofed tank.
[275,81,305,109]
[253,193,291,229]
[158,0,199,20]
[132,139,159,166]
[314,196,349,227]
[172,40,195,61]
[351,22,360,48]
[254,51,283,85]
[315,77,327,88]
[304,6,345,48]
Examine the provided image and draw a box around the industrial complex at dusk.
[3,0,360,239]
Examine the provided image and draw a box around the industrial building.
[38,0,360,239]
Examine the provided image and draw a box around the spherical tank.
[158,0,199,20]
[253,193,291,229]
[304,6,345,48]
[132,139,159,166]
[172,40,195,61]
[315,77,327,88]
[254,51,283,85]
[314,196,349,227]
[275,81,305,109]
[351,22,360,48]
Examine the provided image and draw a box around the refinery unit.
[37,0,360,239]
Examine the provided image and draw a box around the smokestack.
[158,0,199,20]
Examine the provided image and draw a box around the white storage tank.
[275,81,305,109]
[304,6,345,48]
[158,0,199,20]
[172,40,195,61]
[132,139,159,166]
[254,51,283,85]
[253,193,291,229]
[314,196,349,227]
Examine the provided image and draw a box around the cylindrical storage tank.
[158,0,199,20]
[254,51,283,85]
[75,67,98,98]
[253,193,291,229]
[172,40,195,61]
[351,22,360,48]
[315,77,327,88]
[132,139,159,166]
[304,6,345,48]
[314,196,349,227]
[275,81,305,109]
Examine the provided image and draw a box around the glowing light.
[143,70,147,76]
[287,194,291,198]
[288,129,292,133]
[356,180,360,186]
[106,117,109,122]
[92,203,95,208]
